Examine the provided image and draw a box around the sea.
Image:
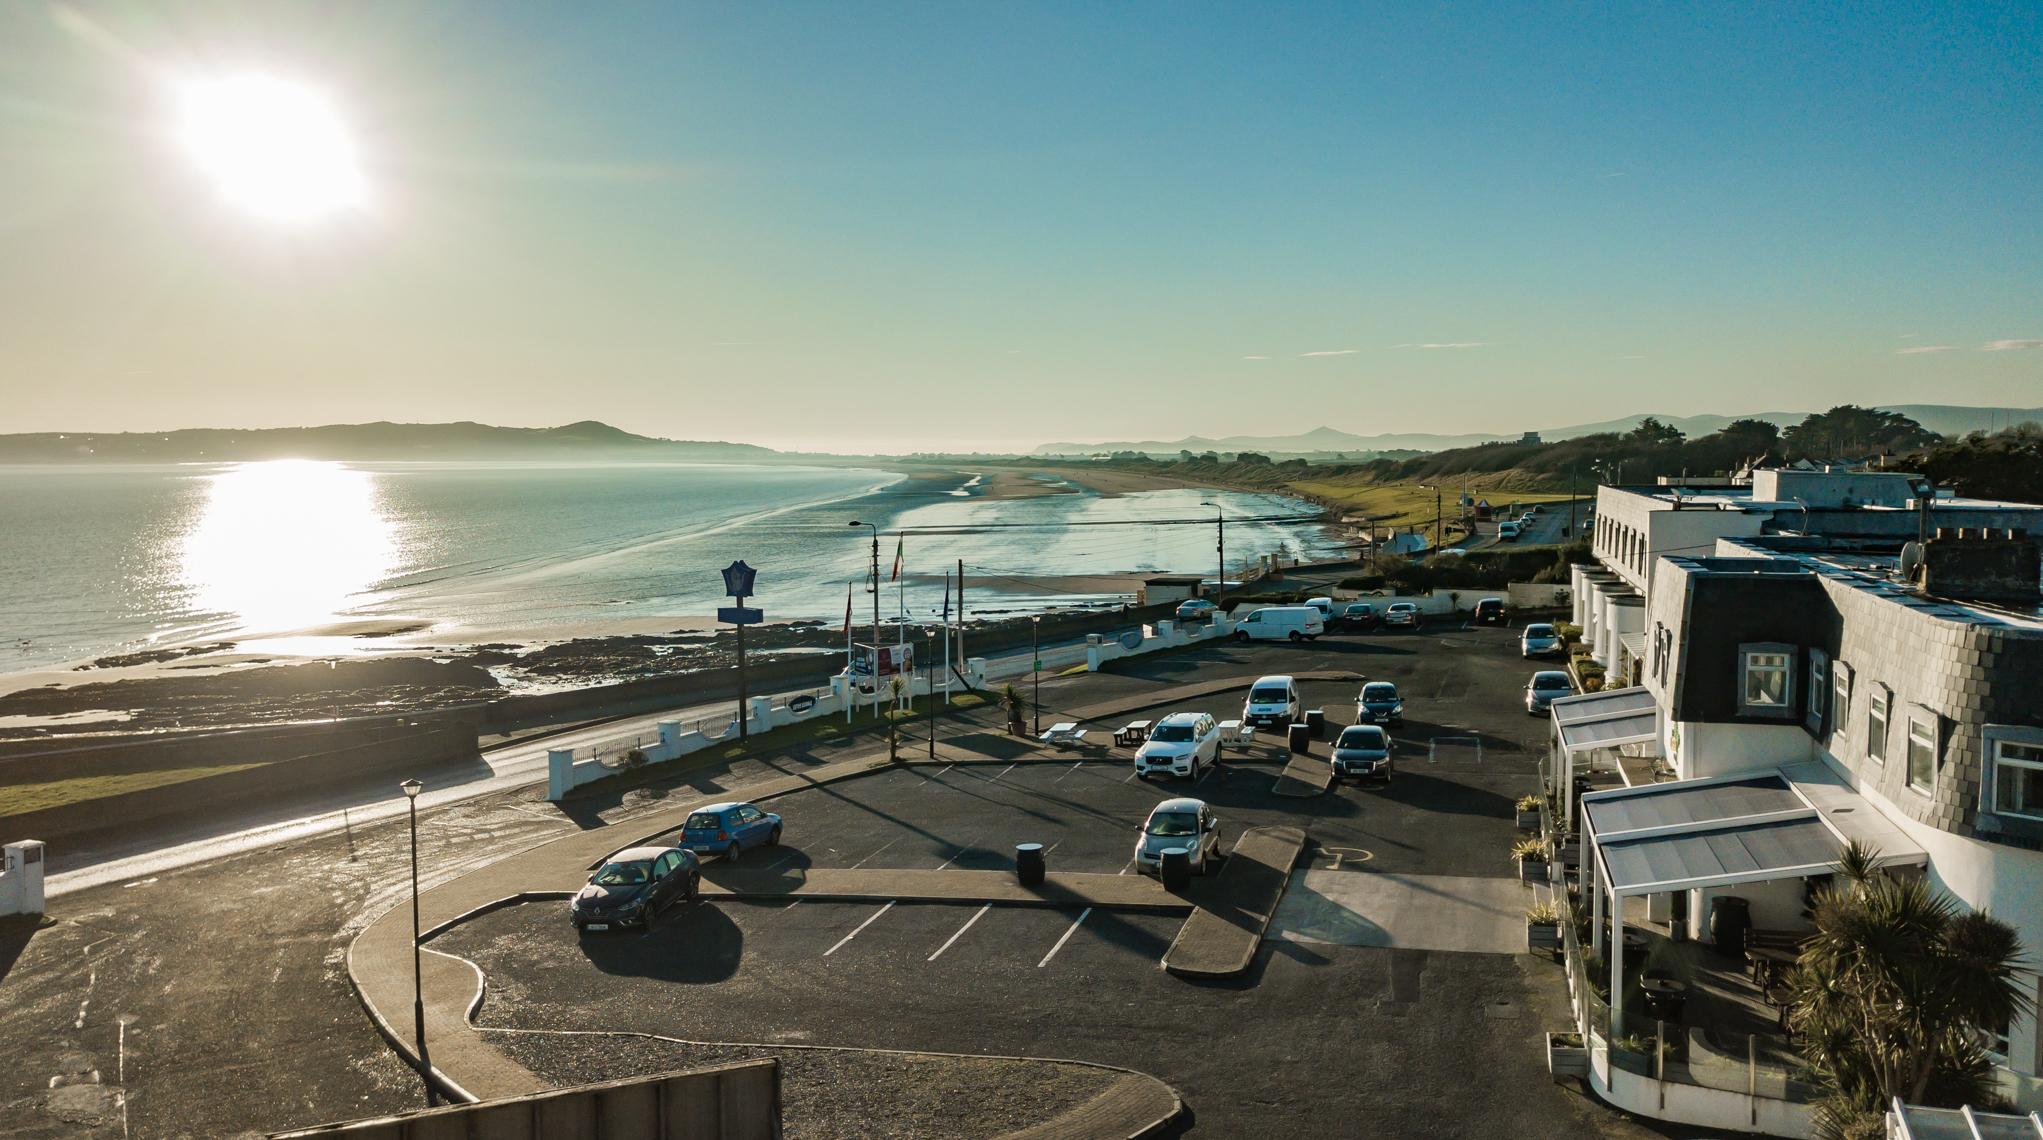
[0,461,1344,673]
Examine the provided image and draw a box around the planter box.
[1518,857,1550,883]
[1527,922,1561,955]
[1515,809,1541,830]
[1546,1033,1588,1081]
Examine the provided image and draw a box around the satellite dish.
[1898,542,1924,582]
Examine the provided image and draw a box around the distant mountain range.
[1030,405,2043,457]
[0,420,774,463]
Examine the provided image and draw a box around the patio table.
[1114,720,1152,747]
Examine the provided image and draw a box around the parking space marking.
[920,765,955,787]
[990,762,1017,783]
[933,842,976,870]
[848,839,897,869]
[1054,761,1083,783]
[1037,907,1092,967]
[927,904,991,961]
[823,901,895,957]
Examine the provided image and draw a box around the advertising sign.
[850,643,914,681]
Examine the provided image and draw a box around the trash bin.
[1015,842,1045,887]
[1159,847,1191,892]
[1305,708,1326,739]
[1708,895,1751,962]
[1288,723,1312,754]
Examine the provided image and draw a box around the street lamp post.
[848,520,881,656]
[399,778,436,1107]
[923,627,938,759]
[1030,615,1042,737]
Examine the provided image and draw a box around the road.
[43,629,1103,898]
[1461,499,1584,551]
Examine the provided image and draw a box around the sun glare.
[179,460,396,634]
[177,74,367,221]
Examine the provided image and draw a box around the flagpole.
[844,579,855,725]
[895,534,907,714]
[942,570,952,705]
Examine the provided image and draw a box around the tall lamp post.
[847,520,882,654]
[1030,615,1042,737]
[923,627,938,759]
[399,778,436,1107]
[1197,501,1225,605]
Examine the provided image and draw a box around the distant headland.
[0,419,776,464]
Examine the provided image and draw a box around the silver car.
[1520,623,1563,658]
[1526,671,1574,714]
[1132,797,1222,876]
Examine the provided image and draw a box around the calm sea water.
[0,462,1340,671]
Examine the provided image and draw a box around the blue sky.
[2,2,2038,451]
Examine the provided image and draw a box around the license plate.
[584,923,609,932]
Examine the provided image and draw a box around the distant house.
[1519,431,1543,445]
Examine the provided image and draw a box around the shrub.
[1511,837,1549,862]
[1554,622,1582,642]
[1515,794,1542,812]
[1526,901,1561,925]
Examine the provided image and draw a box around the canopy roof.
[1551,686,1659,754]
[1585,767,1928,896]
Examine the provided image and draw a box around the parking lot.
[434,619,1695,1138]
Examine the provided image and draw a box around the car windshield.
[1534,676,1571,692]
[684,812,722,830]
[1363,684,1397,701]
[1525,625,1554,637]
[1390,604,1415,613]
[1250,687,1288,703]
[1338,728,1385,749]
[1149,724,1195,742]
[1345,605,1371,615]
[1147,811,1199,837]
[592,860,650,886]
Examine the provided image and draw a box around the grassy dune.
[8,761,272,814]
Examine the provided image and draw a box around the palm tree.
[998,683,1029,736]
[885,676,906,762]
[1789,841,2031,1138]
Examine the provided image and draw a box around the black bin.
[1159,847,1191,892]
[1015,842,1045,887]
[1305,709,1326,738]
[1708,895,1751,962]
[1288,723,1312,754]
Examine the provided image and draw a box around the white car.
[1231,605,1325,642]
[1304,597,1335,621]
[1135,712,1221,779]
[1132,797,1222,876]
[1520,623,1563,658]
[1241,675,1301,728]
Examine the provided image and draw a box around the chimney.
[1920,529,2042,605]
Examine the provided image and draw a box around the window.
[1831,662,1852,741]
[1804,651,1828,735]
[1991,740,2043,822]
[1906,712,1938,794]
[1867,686,1889,764]
[1742,648,1792,710]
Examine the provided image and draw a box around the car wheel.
[726,841,741,862]
[688,873,701,900]
[767,825,782,846]
[1234,631,1250,643]
[1288,631,1302,642]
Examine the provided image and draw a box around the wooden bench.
[1039,723,1087,748]
[1113,719,1152,747]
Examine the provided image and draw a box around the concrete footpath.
[345,672,1339,1133]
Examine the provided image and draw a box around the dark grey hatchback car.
[571,845,701,933]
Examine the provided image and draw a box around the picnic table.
[1745,929,1812,986]
[1039,722,1087,747]
[1218,719,1256,749]
[1114,719,1152,747]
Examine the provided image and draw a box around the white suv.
[1135,712,1221,779]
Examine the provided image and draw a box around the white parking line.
[824,901,895,957]
[1054,761,1083,783]
[920,764,955,787]
[934,845,971,870]
[927,904,991,961]
[1038,908,1092,967]
[1117,859,1134,876]
[849,839,897,869]
[1122,770,1140,783]
[990,763,1017,783]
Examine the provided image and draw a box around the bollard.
[1288,723,1312,754]
[1305,708,1326,739]
[1159,847,1191,892]
[1015,843,1045,887]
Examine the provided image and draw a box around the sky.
[1,2,2039,454]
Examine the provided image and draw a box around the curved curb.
[427,935,1186,1140]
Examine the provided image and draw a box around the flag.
[842,580,853,635]
[890,534,904,582]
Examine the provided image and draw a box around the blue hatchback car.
[680,801,782,861]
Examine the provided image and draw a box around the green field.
[6,761,273,815]
[1287,476,1578,528]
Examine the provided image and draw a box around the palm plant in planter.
[1512,836,1551,883]
[1608,1032,1656,1076]
[1515,794,1543,831]
[1526,900,1562,957]
[999,683,1028,736]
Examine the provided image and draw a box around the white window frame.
[1804,650,1828,735]
[1830,661,1852,743]
[1739,644,1795,718]
[1988,737,2043,823]
[1906,710,1939,795]
[1866,684,1890,765]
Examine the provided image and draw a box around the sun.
[177,74,367,222]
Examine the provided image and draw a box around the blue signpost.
[720,561,762,741]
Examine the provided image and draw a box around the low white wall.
[546,661,990,801]
[1085,617,1237,671]
[1589,1047,1815,1137]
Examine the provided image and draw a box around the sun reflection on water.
[179,460,395,634]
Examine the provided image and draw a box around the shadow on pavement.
[579,900,742,983]
[0,914,45,985]
[1386,771,1517,819]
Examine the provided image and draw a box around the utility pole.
[925,628,938,759]
[849,521,881,712]
[956,557,967,686]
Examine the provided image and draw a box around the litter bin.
[1305,708,1326,739]
[1288,723,1312,754]
[1708,895,1751,962]
[1015,842,1045,887]
[1159,847,1191,892]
